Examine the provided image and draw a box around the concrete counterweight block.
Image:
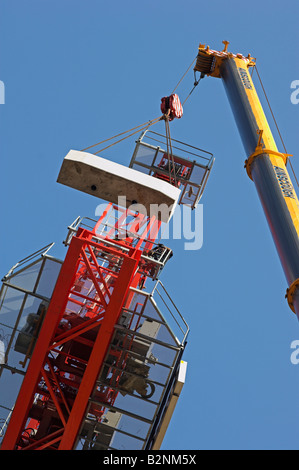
[57,150,181,223]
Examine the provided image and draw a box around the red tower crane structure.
[0,125,213,450]
[2,38,295,451]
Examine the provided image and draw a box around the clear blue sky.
[1,0,299,450]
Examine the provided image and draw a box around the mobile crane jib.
[194,41,299,319]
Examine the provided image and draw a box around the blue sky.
[0,0,299,450]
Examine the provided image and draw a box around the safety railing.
[129,130,214,208]
[76,280,188,450]
[63,214,174,280]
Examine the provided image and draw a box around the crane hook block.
[160,93,183,121]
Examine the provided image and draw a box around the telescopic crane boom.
[194,41,299,319]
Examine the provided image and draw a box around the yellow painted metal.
[195,41,299,316]
[233,57,299,240]
[194,41,255,79]
[194,41,299,242]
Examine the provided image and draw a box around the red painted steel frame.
[59,247,141,449]
[1,223,145,450]
[1,235,85,450]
